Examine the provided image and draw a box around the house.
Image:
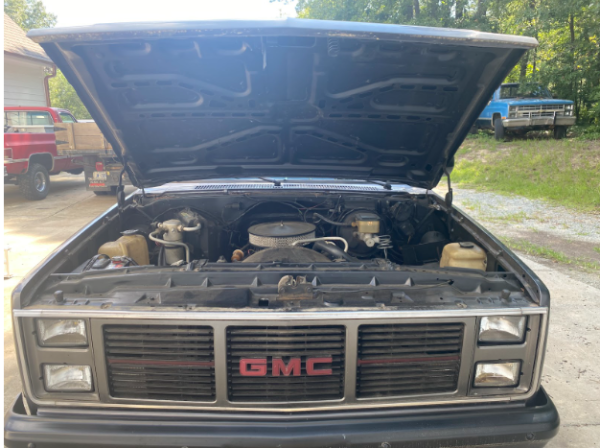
[4,13,56,107]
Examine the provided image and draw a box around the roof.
[4,13,53,64]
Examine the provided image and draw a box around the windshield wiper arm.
[258,177,284,186]
[364,180,392,190]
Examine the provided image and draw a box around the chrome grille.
[516,104,565,117]
[357,323,463,398]
[104,325,215,401]
[227,325,345,402]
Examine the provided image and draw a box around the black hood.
[29,19,536,188]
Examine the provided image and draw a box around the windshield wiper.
[258,177,285,186]
[364,180,392,190]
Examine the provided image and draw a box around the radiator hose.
[312,241,357,262]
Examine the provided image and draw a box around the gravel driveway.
[435,186,600,288]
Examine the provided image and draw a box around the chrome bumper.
[502,116,576,128]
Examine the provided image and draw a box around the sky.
[42,0,298,28]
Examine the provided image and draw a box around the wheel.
[17,164,50,200]
[494,117,505,140]
[554,126,567,139]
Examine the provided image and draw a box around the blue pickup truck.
[476,83,575,140]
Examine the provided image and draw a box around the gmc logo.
[240,357,333,376]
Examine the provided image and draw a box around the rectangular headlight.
[43,365,93,392]
[474,361,520,387]
[565,104,573,110]
[479,316,526,343]
[36,319,87,347]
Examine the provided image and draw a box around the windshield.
[500,84,553,99]
[4,111,54,133]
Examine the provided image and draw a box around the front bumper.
[5,388,559,448]
[502,116,576,128]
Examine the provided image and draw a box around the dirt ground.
[3,173,599,447]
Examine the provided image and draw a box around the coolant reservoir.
[98,230,149,266]
[440,242,487,271]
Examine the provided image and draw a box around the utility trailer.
[54,122,130,195]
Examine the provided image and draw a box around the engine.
[85,194,489,272]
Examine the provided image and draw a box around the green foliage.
[6,0,92,119]
[48,70,92,120]
[286,0,600,126]
[4,0,56,31]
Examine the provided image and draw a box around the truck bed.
[54,122,116,157]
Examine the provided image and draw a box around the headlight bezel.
[35,318,89,347]
[43,364,94,392]
[473,361,522,388]
[478,316,527,344]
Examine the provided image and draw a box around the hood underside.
[29,19,536,188]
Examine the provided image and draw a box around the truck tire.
[494,117,505,141]
[553,126,567,139]
[17,164,50,200]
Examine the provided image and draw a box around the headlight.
[43,365,93,392]
[474,361,520,387]
[479,316,526,343]
[565,104,573,110]
[36,319,87,347]
[509,106,518,111]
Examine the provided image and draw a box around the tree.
[49,70,92,120]
[281,0,600,125]
[4,0,56,31]
[6,0,93,119]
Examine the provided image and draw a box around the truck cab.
[4,106,84,200]
[476,83,576,140]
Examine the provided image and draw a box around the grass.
[503,237,600,272]
[453,134,600,212]
[594,247,600,255]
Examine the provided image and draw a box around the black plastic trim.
[5,388,559,447]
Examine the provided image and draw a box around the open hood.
[29,19,536,189]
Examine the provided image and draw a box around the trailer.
[54,122,130,195]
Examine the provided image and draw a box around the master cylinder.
[159,220,185,265]
[149,219,202,265]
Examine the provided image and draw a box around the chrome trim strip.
[14,308,547,320]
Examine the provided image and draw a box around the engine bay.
[85,191,488,271]
[20,189,540,311]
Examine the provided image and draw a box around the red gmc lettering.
[272,358,301,376]
[306,357,333,375]
[239,358,267,376]
[239,357,332,376]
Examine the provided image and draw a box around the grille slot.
[227,326,345,402]
[357,323,464,398]
[104,325,215,401]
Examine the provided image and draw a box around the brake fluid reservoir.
[98,230,149,266]
[440,242,487,271]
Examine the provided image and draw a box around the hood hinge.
[117,164,146,228]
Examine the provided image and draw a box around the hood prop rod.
[444,168,453,208]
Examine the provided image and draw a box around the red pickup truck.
[4,107,84,200]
